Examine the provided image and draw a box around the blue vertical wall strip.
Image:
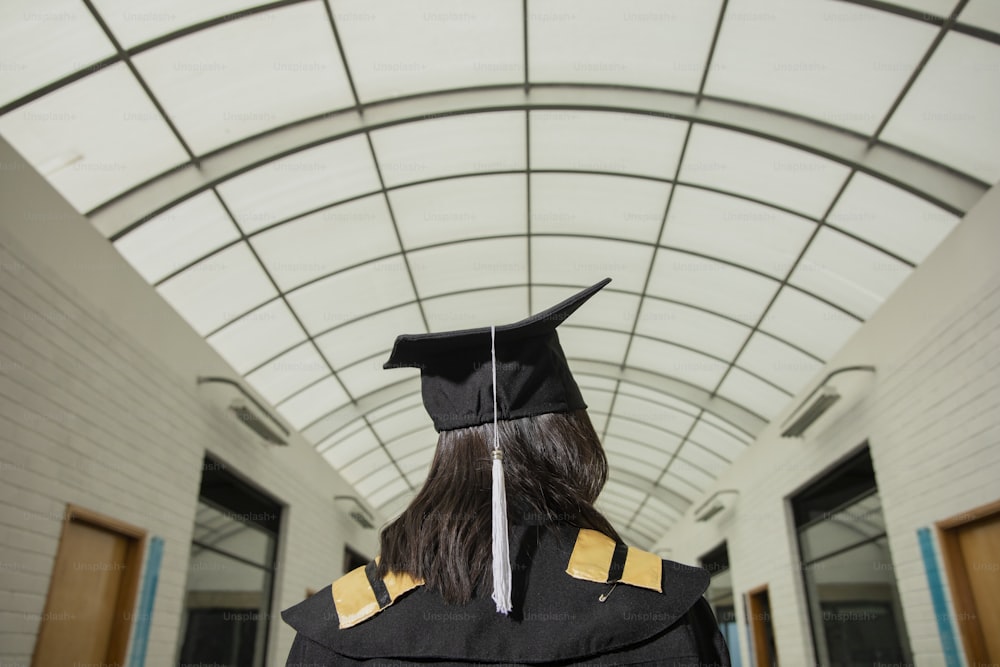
[128,536,164,667]
[917,527,961,667]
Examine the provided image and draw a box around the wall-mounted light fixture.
[335,495,375,529]
[780,365,876,438]
[196,376,289,445]
[694,490,739,522]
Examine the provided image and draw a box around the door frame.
[937,498,1000,666]
[32,504,147,667]
[746,583,778,667]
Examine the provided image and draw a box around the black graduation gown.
[282,523,730,666]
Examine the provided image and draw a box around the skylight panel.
[371,111,525,187]
[251,194,399,291]
[370,405,428,443]
[707,0,936,134]
[635,298,751,360]
[277,376,349,430]
[657,471,703,500]
[422,286,528,331]
[132,2,354,154]
[612,394,697,437]
[245,342,331,405]
[960,0,1000,33]
[1,0,115,106]
[354,466,400,497]
[646,249,780,325]
[666,458,713,491]
[530,110,687,179]
[828,173,959,264]
[368,478,411,509]
[531,237,652,293]
[156,242,277,336]
[114,192,239,284]
[217,136,381,234]
[626,338,730,393]
[0,63,188,213]
[557,327,629,366]
[881,32,1000,184]
[680,442,730,477]
[331,0,522,102]
[789,227,912,319]
[760,288,862,359]
[285,257,416,335]
[206,299,307,374]
[663,186,816,279]
[531,285,639,333]
[91,0,270,48]
[387,430,434,462]
[716,366,791,420]
[315,303,424,369]
[679,125,850,219]
[528,0,722,92]
[688,418,747,461]
[338,358,402,400]
[736,332,823,396]
[530,173,671,243]
[340,449,391,484]
[408,237,527,298]
[390,174,527,249]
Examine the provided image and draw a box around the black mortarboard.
[384,278,611,432]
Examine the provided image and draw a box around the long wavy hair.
[377,409,620,604]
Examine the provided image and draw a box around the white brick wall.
[0,140,379,665]
[659,183,1000,667]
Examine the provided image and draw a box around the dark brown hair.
[377,409,620,604]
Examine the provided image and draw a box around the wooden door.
[939,500,1000,665]
[747,585,778,667]
[32,505,145,667]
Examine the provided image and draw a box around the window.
[177,457,282,667]
[701,542,742,667]
[792,447,912,666]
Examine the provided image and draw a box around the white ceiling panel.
[217,136,381,233]
[529,0,722,91]
[532,285,639,333]
[338,356,402,399]
[736,332,823,396]
[960,0,1000,33]
[421,286,529,332]
[370,405,429,444]
[635,298,751,361]
[530,110,687,178]
[531,237,652,293]
[626,337,730,392]
[114,192,239,283]
[133,2,354,154]
[663,186,816,279]
[277,375,350,430]
[408,237,528,297]
[245,342,331,405]
[315,303,425,369]
[666,458,713,491]
[679,443,730,478]
[708,0,936,134]
[156,242,277,336]
[371,111,525,187]
[332,0,522,102]
[688,419,747,462]
[321,423,375,463]
[1,0,115,106]
[368,477,412,509]
[531,173,671,243]
[206,299,307,374]
[285,256,417,334]
[340,448,391,484]
[680,125,850,218]
[828,173,959,264]
[790,227,912,319]
[354,466,401,497]
[0,63,188,212]
[611,394,697,438]
[647,249,780,325]
[557,327,629,366]
[716,366,790,420]
[390,174,527,249]
[387,430,435,462]
[761,288,863,360]
[91,0,270,48]
[252,194,399,291]
[881,32,1000,183]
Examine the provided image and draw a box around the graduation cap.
[383,278,611,432]
[383,278,612,615]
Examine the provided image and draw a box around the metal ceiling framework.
[2,0,997,547]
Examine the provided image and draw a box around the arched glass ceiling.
[2,0,997,547]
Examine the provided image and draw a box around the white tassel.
[489,325,513,614]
